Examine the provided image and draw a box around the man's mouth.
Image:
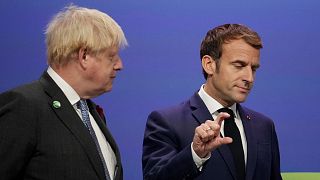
[237,86,251,93]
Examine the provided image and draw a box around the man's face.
[207,39,260,107]
[84,46,123,97]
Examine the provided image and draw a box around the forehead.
[99,46,119,55]
[221,39,260,61]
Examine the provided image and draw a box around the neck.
[51,64,90,99]
[203,82,233,107]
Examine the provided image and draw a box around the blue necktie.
[77,99,111,180]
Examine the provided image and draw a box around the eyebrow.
[232,60,260,69]
[252,64,260,69]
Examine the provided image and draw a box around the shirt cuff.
[191,142,211,171]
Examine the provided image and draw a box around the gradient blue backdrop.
[1,0,319,179]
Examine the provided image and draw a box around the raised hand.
[192,112,233,158]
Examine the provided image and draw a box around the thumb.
[219,137,233,145]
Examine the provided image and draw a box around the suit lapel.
[39,72,106,180]
[237,105,257,180]
[217,145,237,179]
[190,93,213,124]
[87,100,122,176]
[189,93,237,179]
[87,101,119,155]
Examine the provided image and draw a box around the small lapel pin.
[52,101,61,109]
[246,115,251,120]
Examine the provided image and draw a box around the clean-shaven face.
[84,46,123,97]
[209,39,260,106]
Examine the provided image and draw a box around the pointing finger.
[215,112,230,126]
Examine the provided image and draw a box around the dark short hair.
[200,24,263,79]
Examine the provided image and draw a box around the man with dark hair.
[142,24,282,180]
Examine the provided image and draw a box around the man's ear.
[201,55,216,76]
[79,47,87,60]
[78,47,88,68]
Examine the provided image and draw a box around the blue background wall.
[1,0,319,179]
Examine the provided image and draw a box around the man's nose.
[243,67,254,83]
[114,57,123,70]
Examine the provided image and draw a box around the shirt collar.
[198,84,237,118]
[47,66,80,106]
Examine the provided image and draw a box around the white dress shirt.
[47,67,116,179]
[192,84,248,169]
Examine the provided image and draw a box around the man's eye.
[234,63,243,68]
[109,55,115,60]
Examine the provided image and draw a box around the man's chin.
[102,87,112,93]
[104,86,113,93]
[234,95,248,103]
[93,86,112,97]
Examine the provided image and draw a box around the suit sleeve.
[0,91,37,179]
[142,111,199,180]
[270,122,282,180]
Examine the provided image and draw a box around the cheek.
[90,61,115,83]
[217,71,233,85]
[87,65,104,83]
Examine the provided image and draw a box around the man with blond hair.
[0,5,127,180]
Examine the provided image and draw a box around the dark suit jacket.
[142,93,282,180]
[0,72,122,180]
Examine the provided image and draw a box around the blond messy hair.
[45,5,128,66]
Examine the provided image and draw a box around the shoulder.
[0,81,45,137]
[148,98,192,121]
[0,81,46,111]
